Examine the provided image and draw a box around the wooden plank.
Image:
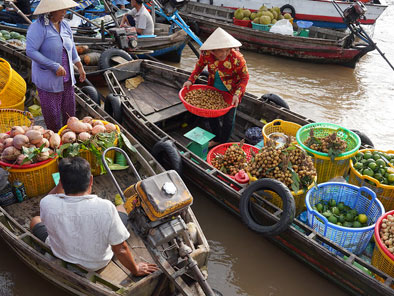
[130,82,173,112]
[146,102,186,123]
[122,86,155,116]
[144,81,180,105]
[97,261,132,287]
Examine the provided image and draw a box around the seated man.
[30,157,158,276]
[120,0,154,35]
[0,0,31,24]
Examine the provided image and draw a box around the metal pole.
[67,9,111,35]
[102,0,120,27]
[8,1,32,24]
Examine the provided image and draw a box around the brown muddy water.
[1,2,394,295]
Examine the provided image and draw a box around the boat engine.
[102,147,216,296]
[108,27,138,50]
[343,1,367,24]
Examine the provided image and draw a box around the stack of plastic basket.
[0,58,27,110]
[0,109,34,133]
[296,123,361,183]
[306,182,384,255]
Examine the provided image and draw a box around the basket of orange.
[179,85,234,118]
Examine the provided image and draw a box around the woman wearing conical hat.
[26,0,86,132]
[183,27,249,148]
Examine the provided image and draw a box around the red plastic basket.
[0,158,54,169]
[207,142,259,178]
[233,17,252,28]
[179,85,234,118]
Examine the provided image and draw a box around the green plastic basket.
[296,123,361,183]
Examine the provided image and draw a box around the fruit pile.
[379,214,394,254]
[211,141,248,176]
[184,88,229,110]
[0,30,26,49]
[245,139,316,192]
[0,126,60,165]
[304,129,347,159]
[234,5,292,25]
[313,199,370,228]
[352,150,394,186]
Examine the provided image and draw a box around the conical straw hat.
[33,0,78,15]
[200,27,242,51]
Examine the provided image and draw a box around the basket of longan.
[179,85,234,118]
[296,123,361,184]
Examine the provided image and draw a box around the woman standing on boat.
[183,27,249,147]
[26,0,86,132]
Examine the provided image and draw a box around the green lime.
[328,215,338,224]
[376,159,385,167]
[380,168,387,175]
[345,213,354,222]
[338,214,345,223]
[363,168,374,177]
[353,221,362,228]
[344,205,351,211]
[331,207,340,215]
[349,209,358,216]
[364,152,373,160]
[323,211,332,218]
[338,202,345,211]
[337,222,343,226]
[358,214,368,224]
[329,199,336,207]
[344,221,353,228]
[356,152,364,160]
[354,162,363,170]
[373,153,381,161]
[316,203,323,212]
[374,173,383,182]
[388,174,394,183]
[368,162,377,171]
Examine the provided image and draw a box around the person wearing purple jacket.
[26,0,86,132]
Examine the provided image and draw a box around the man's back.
[40,194,129,270]
[129,5,154,35]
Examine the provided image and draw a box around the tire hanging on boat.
[350,129,374,148]
[104,94,122,123]
[280,4,296,19]
[260,93,290,110]
[80,86,100,105]
[188,21,200,36]
[98,48,133,70]
[152,139,182,175]
[239,178,295,236]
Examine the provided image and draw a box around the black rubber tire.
[81,86,100,105]
[104,94,122,123]
[152,140,182,175]
[351,129,374,148]
[240,178,295,236]
[260,93,290,110]
[280,4,296,19]
[188,20,200,36]
[98,48,133,70]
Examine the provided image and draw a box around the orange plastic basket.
[179,85,234,118]
[0,58,26,105]
[0,158,59,198]
[207,142,259,179]
[371,210,394,284]
[262,119,301,146]
[349,149,394,211]
[0,108,34,133]
[58,120,120,176]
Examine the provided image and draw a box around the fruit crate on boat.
[262,119,301,146]
[0,109,33,133]
[349,149,394,211]
[233,17,252,27]
[306,182,384,255]
[296,122,361,183]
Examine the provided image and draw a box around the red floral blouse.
[187,49,249,100]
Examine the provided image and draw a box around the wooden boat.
[188,0,388,29]
[96,59,394,295]
[0,88,210,295]
[179,2,374,67]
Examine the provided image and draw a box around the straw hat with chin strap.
[199,27,242,51]
[33,0,78,15]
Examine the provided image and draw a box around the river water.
[1,2,394,295]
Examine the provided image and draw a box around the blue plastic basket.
[306,182,385,255]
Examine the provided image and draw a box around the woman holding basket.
[183,27,249,147]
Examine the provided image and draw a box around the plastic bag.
[269,19,294,36]
[0,168,9,192]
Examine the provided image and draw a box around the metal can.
[12,180,27,202]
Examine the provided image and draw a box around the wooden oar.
[7,0,32,24]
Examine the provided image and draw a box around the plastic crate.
[262,119,301,146]
[349,149,394,211]
[58,120,120,176]
[179,85,234,118]
[296,123,361,183]
[207,142,259,179]
[0,96,25,111]
[0,108,33,133]
[306,182,384,255]
[0,58,26,106]
[371,210,394,284]
[251,22,271,31]
[233,17,252,28]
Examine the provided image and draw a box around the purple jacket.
[26,17,80,92]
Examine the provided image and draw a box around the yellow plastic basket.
[0,96,25,111]
[262,119,301,145]
[58,120,120,176]
[296,123,361,183]
[0,108,34,133]
[1,158,59,198]
[349,149,394,211]
[0,58,26,105]
[371,210,394,286]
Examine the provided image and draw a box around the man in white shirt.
[120,0,154,35]
[30,157,158,275]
